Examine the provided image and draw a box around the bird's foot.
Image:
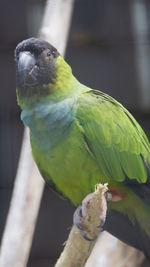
[73,192,107,241]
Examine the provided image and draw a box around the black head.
[15,38,59,92]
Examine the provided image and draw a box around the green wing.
[76,89,150,183]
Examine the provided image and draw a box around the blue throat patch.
[21,96,77,150]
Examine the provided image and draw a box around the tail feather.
[104,177,150,260]
[125,175,150,207]
[103,144,150,259]
[104,209,150,260]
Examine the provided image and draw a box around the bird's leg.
[73,192,107,241]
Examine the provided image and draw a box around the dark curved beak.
[18,51,36,71]
[16,51,38,88]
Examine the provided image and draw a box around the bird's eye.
[47,51,51,57]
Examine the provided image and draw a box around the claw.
[97,218,105,230]
[105,191,112,201]
[82,231,97,241]
[73,191,107,241]
[73,206,83,230]
[73,206,97,240]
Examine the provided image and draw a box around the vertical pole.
[0,1,74,267]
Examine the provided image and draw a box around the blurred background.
[0,0,150,266]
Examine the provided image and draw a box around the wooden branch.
[55,183,145,267]
[39,0,74,54]
[0,1,74,267]
[0,129,44,267]
[55,184,108,267]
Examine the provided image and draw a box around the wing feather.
[76,90,150,183]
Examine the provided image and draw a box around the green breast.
[31,118,106,205]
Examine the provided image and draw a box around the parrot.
[15,37,150,259]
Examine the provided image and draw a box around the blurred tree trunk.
[0,1,74,267]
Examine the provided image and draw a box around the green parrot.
[15,38,150,259]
